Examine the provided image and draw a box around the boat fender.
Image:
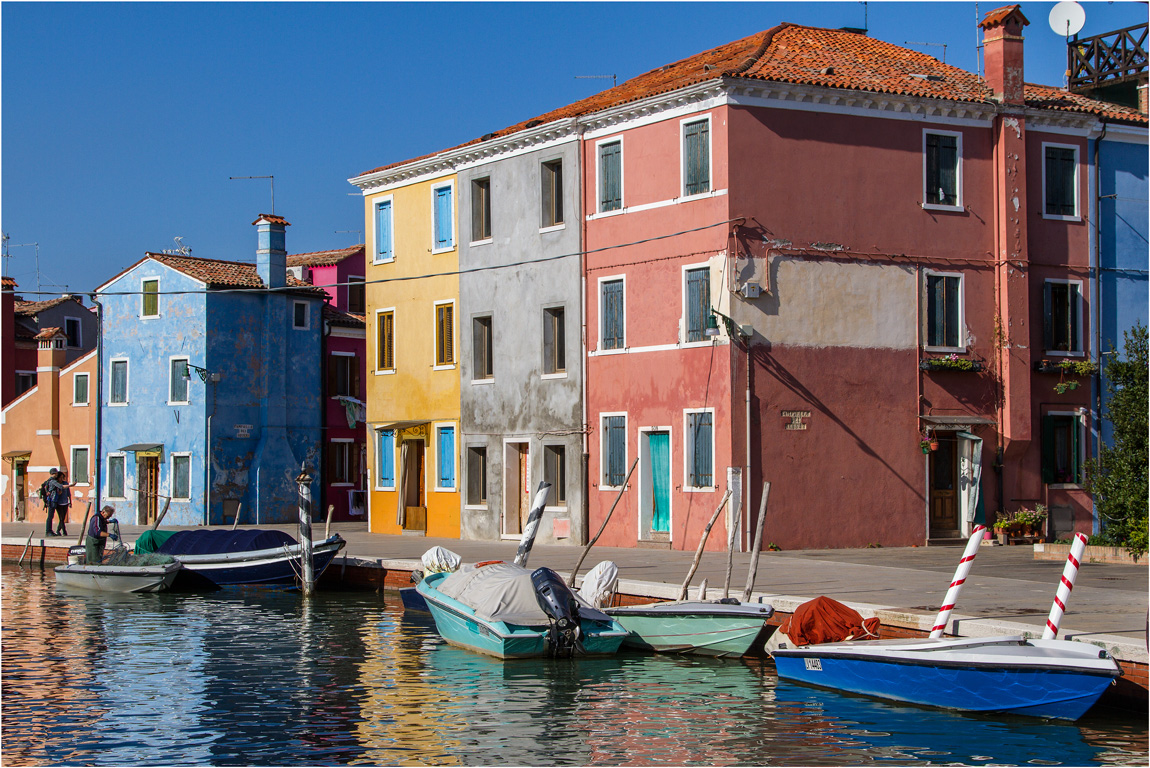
[475,560,503,568]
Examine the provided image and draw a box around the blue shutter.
[684,120,710,195]
[690,413,713,487]
[605,416,625,486]
[599,142,621,212]
[438,427,455,487]
[602,280,624,349]
[376,201,392,261]
[435,186,453,248]
[687,268,710,342]
[378,430,395,487]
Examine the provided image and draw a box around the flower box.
[920,358,983,372]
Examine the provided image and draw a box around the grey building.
[456,131,585,545]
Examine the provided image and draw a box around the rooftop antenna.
[975,2,983,77]
[905,41,948,63]
[336,230,362,242]
[1049,1,1087,87]
[575,74,617,89]
[2,235,41,293]
[230,175,275,214]
[161,236,193,256]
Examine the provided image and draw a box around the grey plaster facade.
[457,139,585,546]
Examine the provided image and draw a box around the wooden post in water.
[296,465,315,596]
[231,503,244,530]
[679,490,731,601]
[513,482,551,568]
[567,458,638,587]
[76,501,93,546]
[151,496,172,531]
[17,532,33,567]
[325,504,334,540]
[742,483,770,602]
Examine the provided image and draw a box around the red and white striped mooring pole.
[1043,532,1088,639]
[930,525,987,638]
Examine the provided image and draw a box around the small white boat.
[55,561,182,593]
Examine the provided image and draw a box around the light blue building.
[94,215,324,525]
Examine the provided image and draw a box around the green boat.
[606,600,775,657]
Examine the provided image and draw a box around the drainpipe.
[1091,121,1107,536]
[88,294,103,513]
[578,124,590,547]
[320,311,331,522]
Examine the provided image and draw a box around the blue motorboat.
[133,529,346,587]
[417,562,630,659]
[772,634,1121,720]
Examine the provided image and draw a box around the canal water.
[2,564,1146,767]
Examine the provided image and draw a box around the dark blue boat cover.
[155,529,298,556]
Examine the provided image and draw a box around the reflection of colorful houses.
[2,328,97,525]
[94,215,325,525]
[287,245,368,523]
[350,163,461,538]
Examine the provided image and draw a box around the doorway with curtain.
[928,430,984,539]
[640,430,671,541]
[397,439,426,532]
[138,455,159,525]
[503,442,530,536]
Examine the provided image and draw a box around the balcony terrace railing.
[1068,23,1148,89]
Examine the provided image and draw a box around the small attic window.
[820,67,835,76]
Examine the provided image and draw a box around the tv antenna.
[905,41,948,63]
[336,230,362,241]
[1049,1,1086,39]
[2,234,41,293]
[230,175,275,213]
[161,236,193,256]
[575,74,617,89]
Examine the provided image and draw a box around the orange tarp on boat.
[778,596,881,645]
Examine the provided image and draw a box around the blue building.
[94,215,324,525]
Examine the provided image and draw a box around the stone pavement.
[5,519,1145,663]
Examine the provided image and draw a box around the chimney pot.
[253,214,290,289]
[980,5,1029,106]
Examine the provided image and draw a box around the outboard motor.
[531,567,582,657]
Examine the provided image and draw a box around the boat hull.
[607,601,774,657]
[170,536,346,586]
[773,635,1121,720]
[417,572,629,659]
[55,562,182,593]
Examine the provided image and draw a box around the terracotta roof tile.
[979,5,1028,29]
[322,303,365,328]
[252,214,291,227]
[358,22,1145,177]
[2,276,16,290]
[14,295,83,316]
[287,245,365,268]
[34,327,64,340]
[145,253,322,293]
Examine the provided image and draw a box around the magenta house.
[287,246,367,522]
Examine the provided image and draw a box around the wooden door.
[403,440,426,531]
[14,460,28,521]
[139,456,159,524]
[929,436,959,536]
[503,442,529,535]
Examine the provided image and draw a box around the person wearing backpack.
[45,469,71,537]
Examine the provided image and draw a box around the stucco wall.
[456,139,585,545]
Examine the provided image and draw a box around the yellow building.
[351,163,460,538]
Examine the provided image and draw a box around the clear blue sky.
[3,1,1145,299]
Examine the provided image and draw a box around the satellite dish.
[1049,1,1086,37]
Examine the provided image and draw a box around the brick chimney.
[253,214,290,289]
[980,5,1029,106]
[32,327,68,473]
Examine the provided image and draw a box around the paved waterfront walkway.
[6,520,1146,662]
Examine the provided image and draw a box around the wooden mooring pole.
[296,465,315,596]
[678,490,731,601]
[742,482,770,602]
[567,458,638,587]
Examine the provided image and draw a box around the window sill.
[109,402,129,407]
[1043,350,1084,357]
[72,402,90,408]
[331,483,355,488]
[922,202,964,213]
[680,339,712,349]
[167,401,190,407]
[469,238,493,247]
[544,505,568,513]
[678,189,714,202]
[431,245,456,255]
[464,504,489,511]
[682,485,717,493]
[140,315,160,320]
[923,346,967,355]
[596,347,627,356]
[1041,212,1081,222]
[375,486,396,492]
[471,377,495,386]
[433,364,457,372]
[541,371,568,380]
[539,223,566,234]
[372,256,395,265]
[1047,483,1083,490]
[433,486,457,493]
[589,208,625,220]
[374,369,397,376]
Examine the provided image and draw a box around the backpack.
[38,480,51,503]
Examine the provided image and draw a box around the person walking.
[48,469,72,537]
[85,506,117,564]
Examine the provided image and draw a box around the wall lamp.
[706,308,752,339]
[186,363,221,383]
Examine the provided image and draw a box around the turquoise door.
[649,432,670,533]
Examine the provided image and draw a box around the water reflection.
[2,565,1146,767]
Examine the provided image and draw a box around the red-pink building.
[575,7,1144,550]
[287,246,367,522]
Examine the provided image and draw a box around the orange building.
[2,328,98,528]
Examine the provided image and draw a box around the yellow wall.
[363,174,461,537]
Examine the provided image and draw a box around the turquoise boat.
[417,563,629,659]
[606,600,775,657]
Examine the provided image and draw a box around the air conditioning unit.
[739,282,761,299]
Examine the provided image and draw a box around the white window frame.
[597,274,627,353]
[681,262,712,347]
[471,314,495,384]
[539,157,566,232]
[372,194,395,264]
[1044,279,1085,356]
[599,412,629,491]
[374,307,396,374]
[680,114,713,200]
[374,428,396,491]
[329,350,358,397]
[543,443,568,511]
[106,453,127,500]
[141,277,160,319]
[431,180,456,254]
[170,453,192,500]
[1046,410,1087,489]
[541,304,568,379]
[464,444,489,510]
[434,422,457,492]
[595,136,624,215]
[683,408,717,491]
[63,316,83,349]
[292,300,311,330]
[922,128,964,212]
[330,438,355,487]
[469,176,493,246]
[433,299,456,371]
[109,357,130,406]
[72,372,90,407]
[70,445,91,487]
[168,355,191,405]
[1041,141,1081,221]
[922,270,966,353]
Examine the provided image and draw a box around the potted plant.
[920,354,983,372]
[1013,504,1047,537]
[919,430,939,453]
